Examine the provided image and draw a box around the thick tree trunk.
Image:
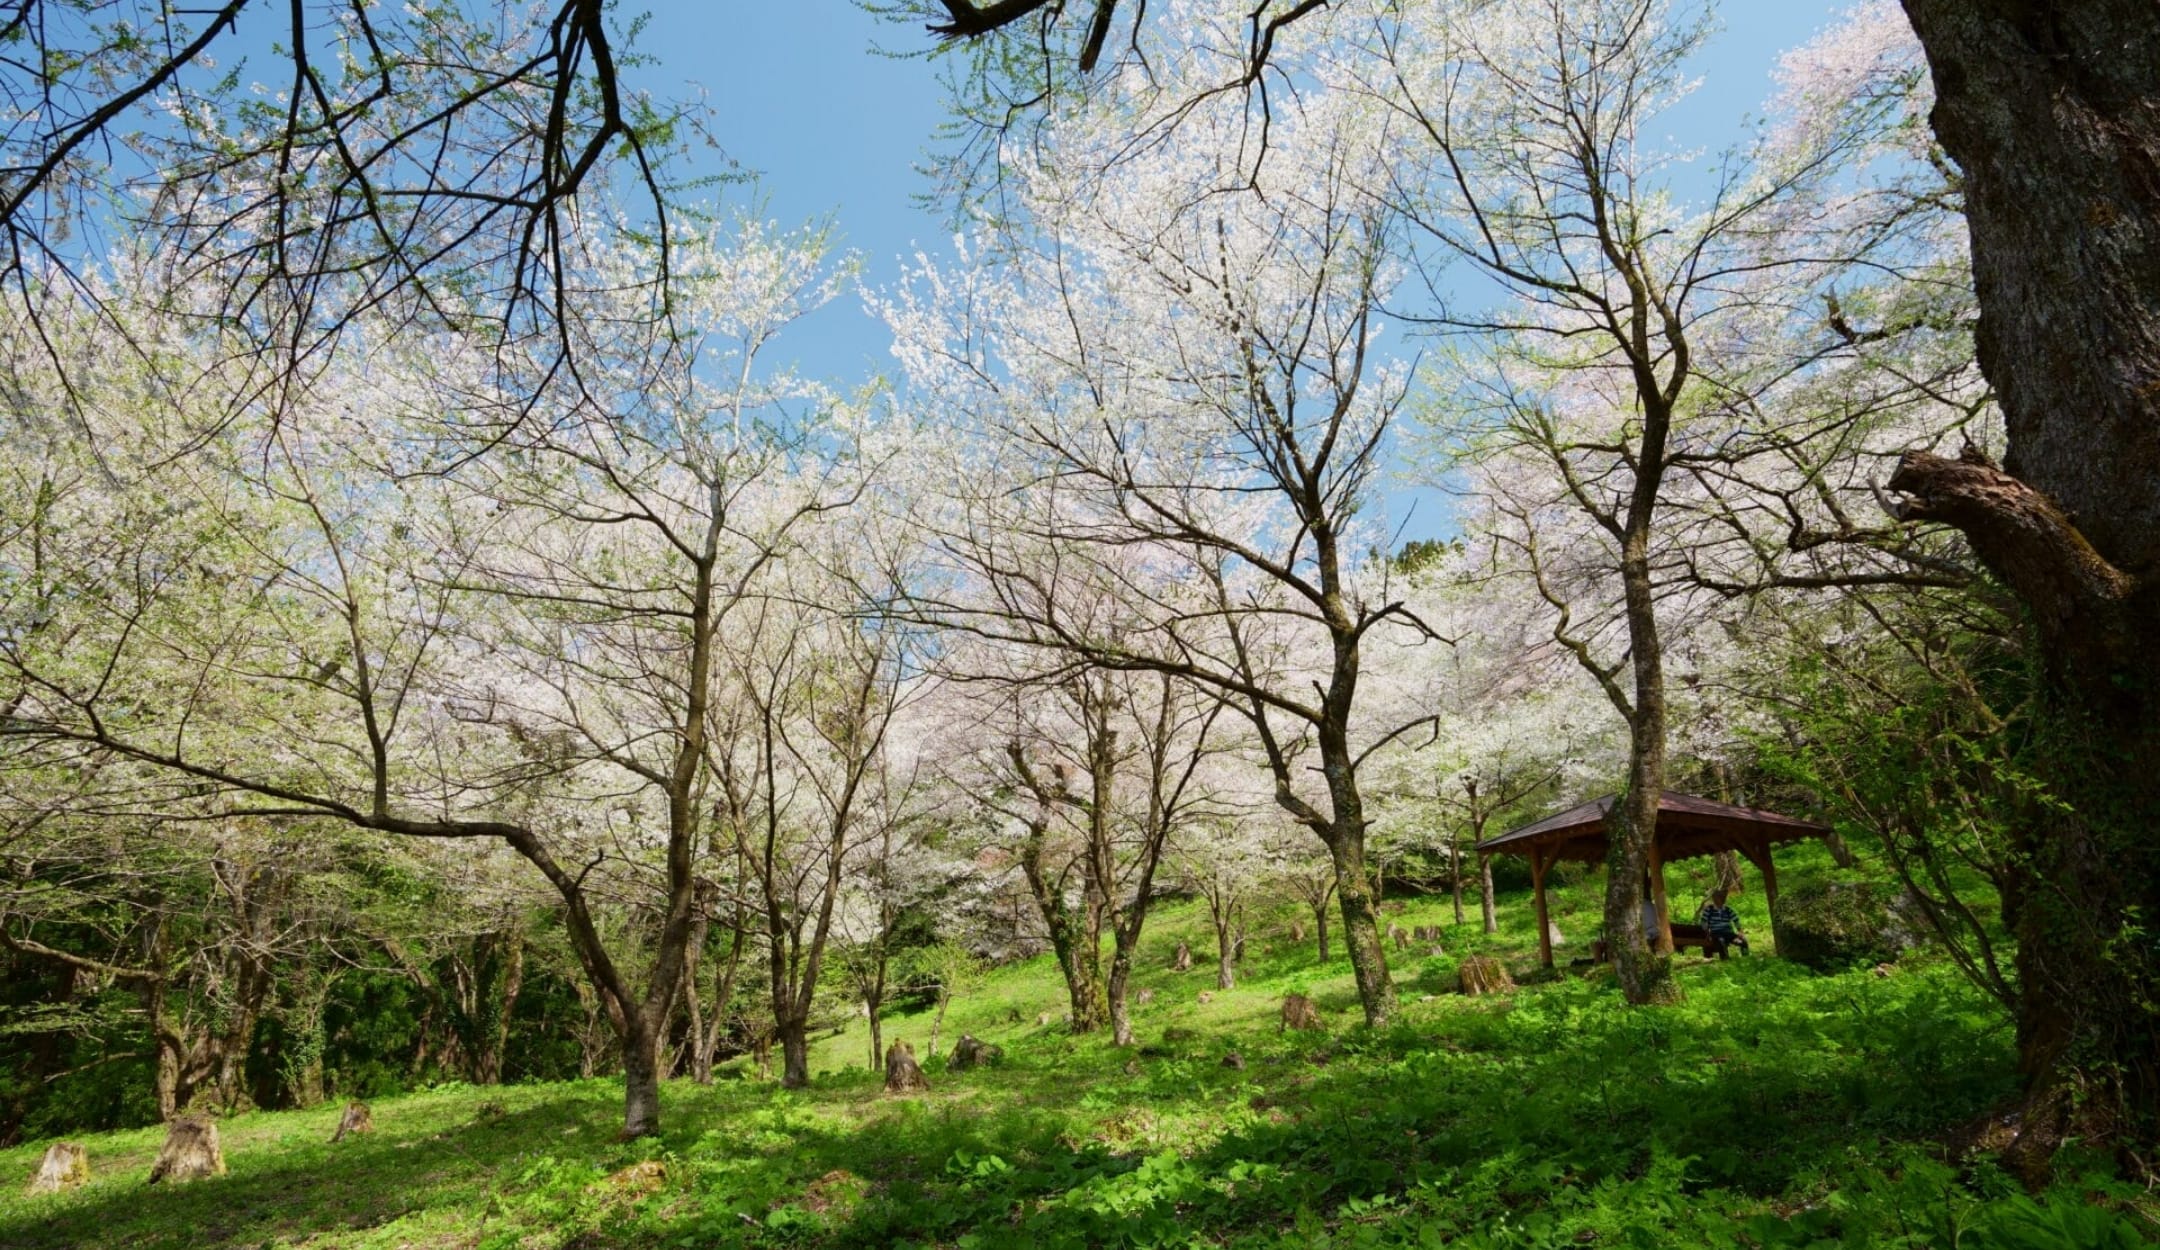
[473,927,524,1086]
[1897,1,2160,574]
[620,1022,663,1140]
[153,1035,181,1122]
[1019,823,1109,1033]
[1325,831,1394,1026]
[280,974,334,1108]
[1058,934,1108,1033]
[1897,0,2160,1169]
[1106,951,1135,1046]
[778,1017,811,1089]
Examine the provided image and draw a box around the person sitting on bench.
[1697,889,1749,958]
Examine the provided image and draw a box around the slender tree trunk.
[570,981,606,1079]
[865,979,886,1072]
[1604,538,1681,1007]
[1312,899,1331,963]
[694,923,746,1085]
[1208,894,1239,990]
[1106,889,1157,1045]
[685,962,706,1078]
[1479,854,1498,934]
[929,990,951,1059]
[1450,838,1466,926]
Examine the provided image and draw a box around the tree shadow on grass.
[0,1090,623,1250]
[708,961,2019,1248]
[0,962,2020,1249]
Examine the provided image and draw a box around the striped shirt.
[1699,903,1741,937]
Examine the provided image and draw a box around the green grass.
[4,859,2153,1249]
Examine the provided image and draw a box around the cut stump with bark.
[1459,955,1515,996]
[883,1041,929,1094]
[1279,993,1323,1032]
[147,1115,226,1184]
[26,1142,88,1195]
[1170,941,1193,972]
[330,1101,373,1143]
[947,1034,1004,1072]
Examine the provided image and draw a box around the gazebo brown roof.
[1477,791,1834,966]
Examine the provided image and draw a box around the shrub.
[1773,879,1929,971]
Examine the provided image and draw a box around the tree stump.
[947,1034,1004,1072]
[1221,1051,1246,1070]
[1279,993,1323,1032]
[26,1142,88,1195]
[147,1115,226,1184]
[1546,919,1566,948]
[1458,955,1515,996]
[1388,923,1408,950]
[883,1040,929,1094]
[1135,987,1155,1006]
[1170,941,1193,972]
[330,1101,373,1143]
[1196,990,1214,1005]
[600,1159,667,1197]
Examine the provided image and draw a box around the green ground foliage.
[3,863,2153,1250]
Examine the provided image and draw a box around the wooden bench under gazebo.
[1476,791,1834,968]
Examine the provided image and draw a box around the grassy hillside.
[4,857,2153,1249]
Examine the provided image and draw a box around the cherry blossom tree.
[882,86,1434,1025]
[0,217,870,1135]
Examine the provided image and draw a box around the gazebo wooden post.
[1740,841,1780,954]
[1646,835,1676,954]
[1531,847,1554,969]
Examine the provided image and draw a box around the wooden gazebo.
[1476,791,1833,967]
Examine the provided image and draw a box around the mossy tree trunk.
[1894,0,2160,1169]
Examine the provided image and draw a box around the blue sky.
[631,2,1854,543]
[637,2,1853,391]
